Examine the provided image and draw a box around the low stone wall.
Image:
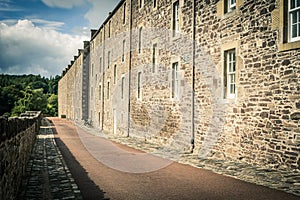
[0,111,41,200]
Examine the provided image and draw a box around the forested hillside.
[0,74,60,117]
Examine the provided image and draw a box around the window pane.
[230,84,235,94]
[229,63,232,72]
[292,12,297,23]
[233,61,236,72]
[291,0,296,9]
[229,74,235,83]
[298,0,300,7]
[292,24,298,37]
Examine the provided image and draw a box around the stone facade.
[58,42,90,122]
[0,111,41,200]
[58,0,300,170]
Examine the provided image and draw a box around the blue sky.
[0,0,119,77]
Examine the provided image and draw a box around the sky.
[0,0,119,77]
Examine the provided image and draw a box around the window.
[224,0,236,13]
[108,51,111,68]
[121,76,125,99]
[108,21,111,38]
[98,112,101,126]
[122,40,125,62]
[172,1,179,37]
[228,0,236,10]
[107,81,110,99]
[224,49,236,99]
[114,64,117,84]
[139,0,143,9]
[137,72,142,99]
[172,62,179,99]
[138,27,142,53]
[153,0,157,8]
[99,84,102,100]
[100,57,102,74]
[123,3,126,24]
[152,43,157,73]
[289,0,300,42]
[91,64,94,77]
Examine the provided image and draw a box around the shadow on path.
[49,119,108,200]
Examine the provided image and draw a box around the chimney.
[83,41,90,49]
[91,29,98,39]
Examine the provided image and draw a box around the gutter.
[191,0,196,153]
[127,0,133,137]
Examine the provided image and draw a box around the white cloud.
[41,0,85,9]
[84,0,120,28]
[30,18,65,30]
[0,0,22,11]
[0,20,88,77]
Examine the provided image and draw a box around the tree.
[0,85,22,115]
[46,94,58,116]
[0,74,60,116]
[12,88,48,116]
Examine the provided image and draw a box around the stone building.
[58,41,90,121]
[58,0,300,170]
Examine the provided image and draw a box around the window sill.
[222,96,237,104]
[171,32,181,41]
[279,40,300,51]
[224,9,236,18]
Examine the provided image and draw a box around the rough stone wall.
[129,0,194,151]
[58,70,67,118]
[191,0,300,170]
[59,0,300,170]
[0,111,41,200]
[91,0,131,136]
[58,44,88,122]
[81,42,90,121]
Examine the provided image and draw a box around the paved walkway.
[19,118,300,199]
[99,130,300,197]
[76,120,300,197]
[18,119,82,200]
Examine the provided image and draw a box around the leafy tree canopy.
[0,74,61,117]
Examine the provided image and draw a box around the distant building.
[58,0,300,170]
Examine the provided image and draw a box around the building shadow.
[54,135,108,200]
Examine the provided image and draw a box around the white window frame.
[171,62,179,99]
[289,0,300,42]
[139,0,144,9]
[137,72,142,100]
[224,49,236,99]
[172,1,180,37]
[228,0,236,10]
[153,0,157,8]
